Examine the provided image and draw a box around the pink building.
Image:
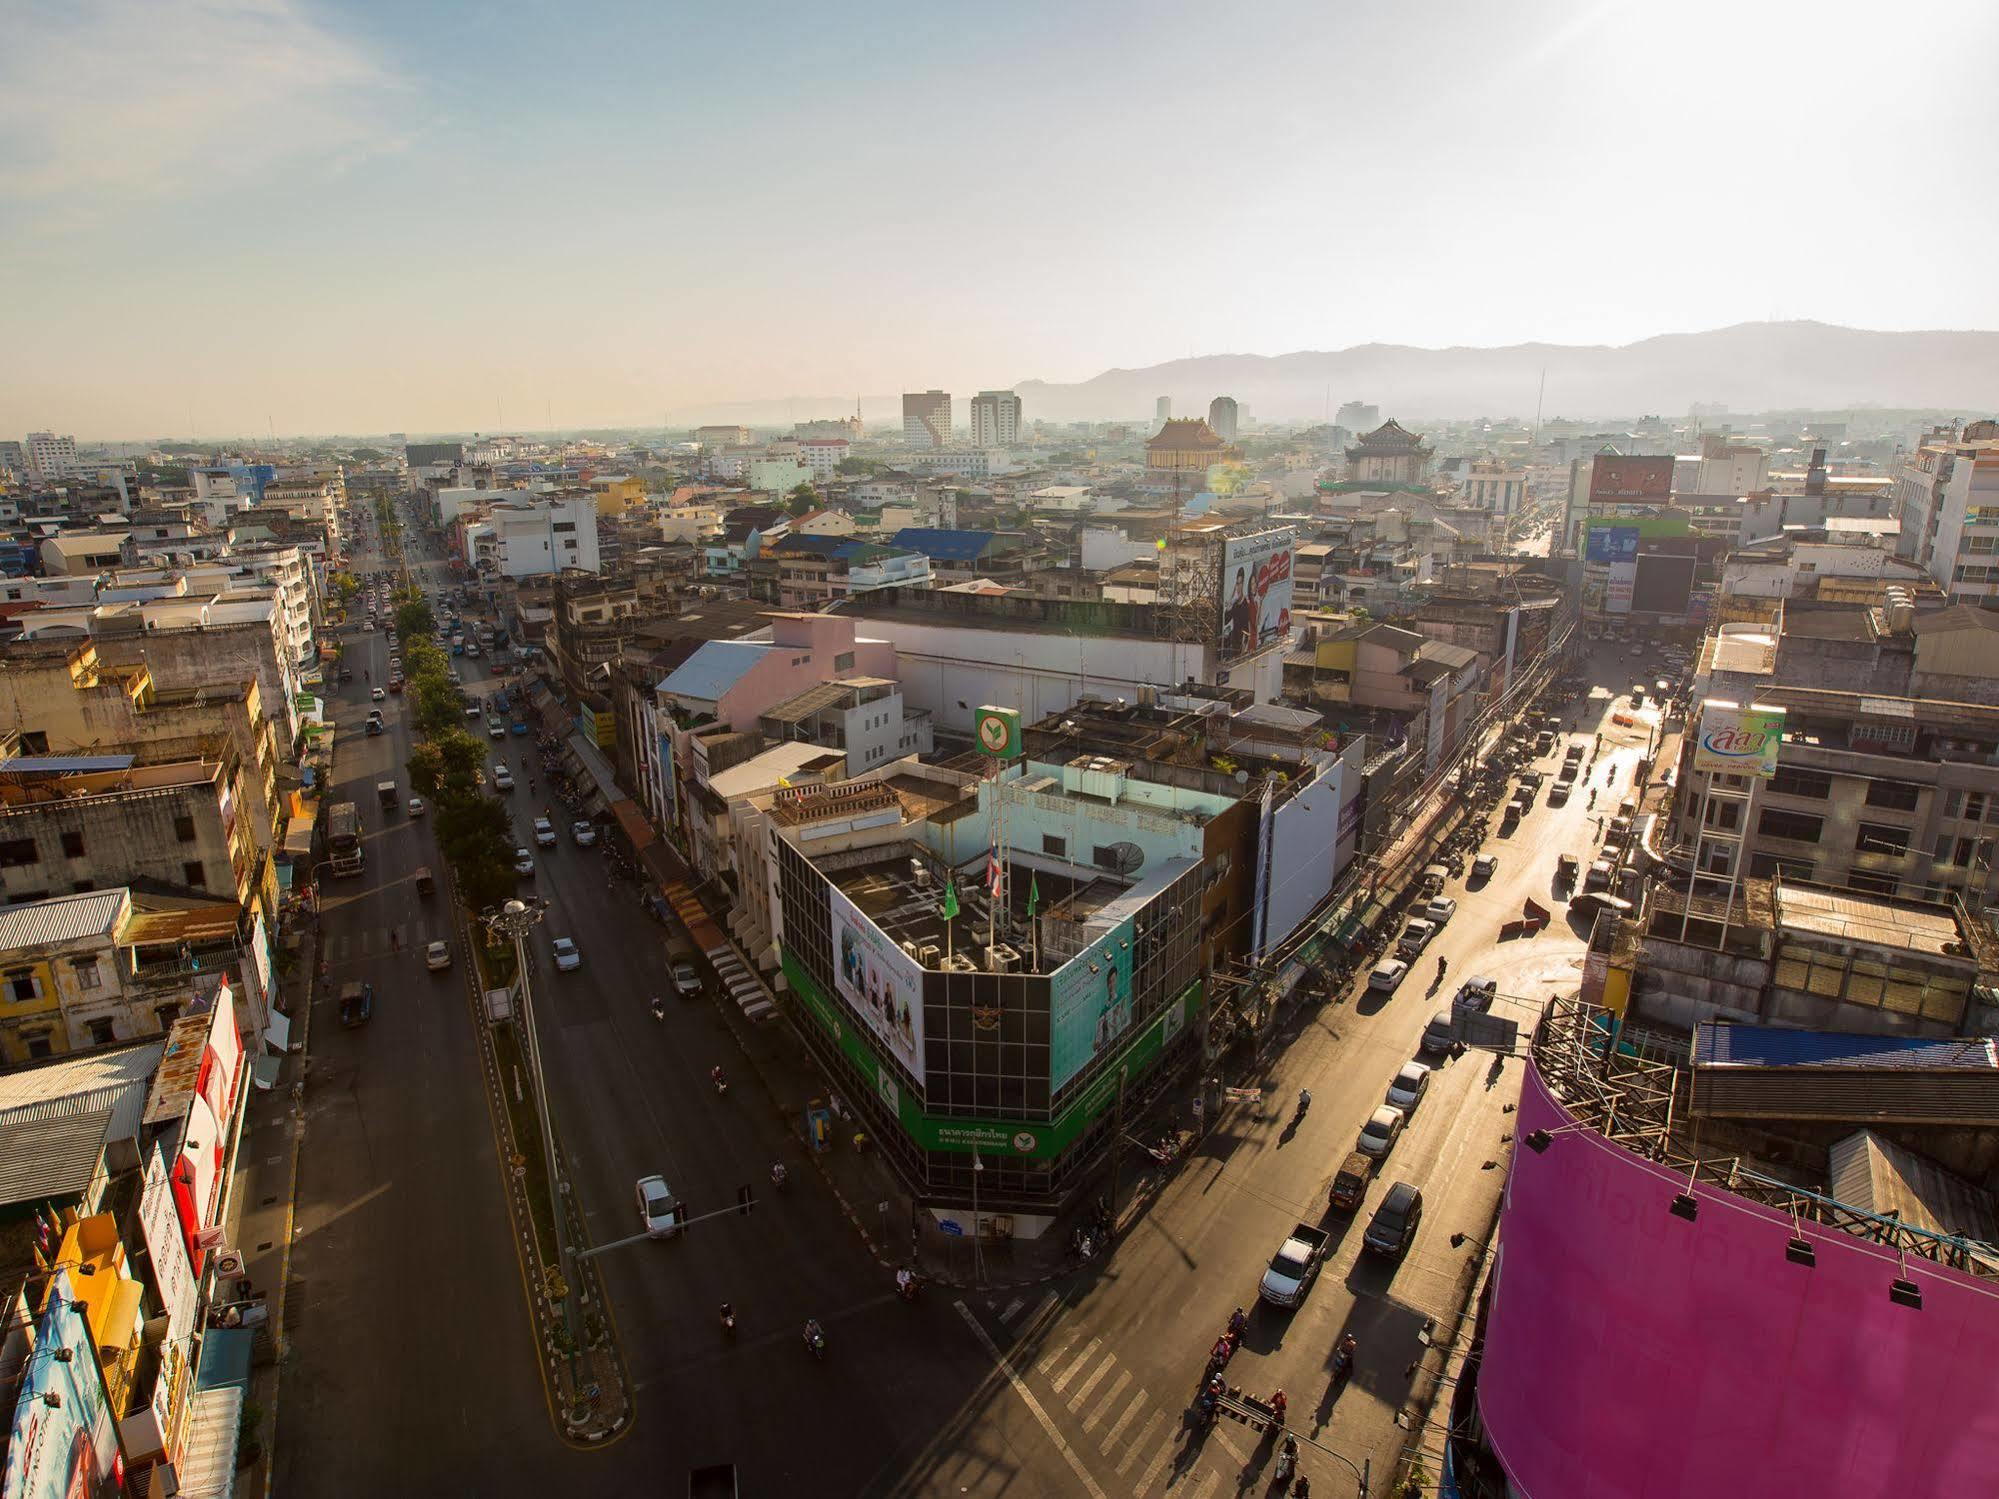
[656,611,896,732]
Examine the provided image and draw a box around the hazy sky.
[5,0,1996,437]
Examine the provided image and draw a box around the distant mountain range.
[1009,322,1999,425]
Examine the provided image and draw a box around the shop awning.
[609,798,656,855]
[174,1385,244,1499]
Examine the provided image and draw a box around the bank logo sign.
[1692,702,1785,779]
[975,705,1022,758]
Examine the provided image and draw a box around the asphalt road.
[898,639,1665,1499]
[277,513,1007,1496]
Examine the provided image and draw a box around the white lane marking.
[1083,1368,1131,1432]
[1052,1336,1101,1394]
[1100,1387,1146,1454]
[954,1300,1107,1499]
[1118,1409,1165,1477]
[1067,1351,1116,1412]
[1133,1429,1174,1496]
[1036,1334,1076,1377]
[998,1295,1025,1324]
[1190,1469,1221,1498]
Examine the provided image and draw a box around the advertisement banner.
[1587,454,1673,501]
[1218,530,1295,658]
[828,888,926,1084]
[1605,561,1637,614]
[783,950,1201,1157]
[1048,917,1137,1092]
[1692,702,1785,778]
[1584,525,1642,564]
[2,1271,120,1499]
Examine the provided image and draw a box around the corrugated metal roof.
[1828,1129,1999,1247]
[0,889,128,950]
[0,1107,113,1206]
[0,1040,167,1142]
[658,639,768,703]
[1693,1022,1998,1071]
[890,528,997,562]
[0,754,135,774]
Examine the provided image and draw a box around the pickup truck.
[377,780,397,812]
[1258,1221,1331,1308]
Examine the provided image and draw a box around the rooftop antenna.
[1532,367,1546,446]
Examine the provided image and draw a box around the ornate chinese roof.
[1346,418,1430,455]
[1146,418,1229,453]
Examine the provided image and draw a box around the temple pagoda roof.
[1345,418,1431,459]
[1147,418,1229,452]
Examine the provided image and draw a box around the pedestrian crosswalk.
[320,922,449,965]
[704,943,776,1024]
[964,1296,1244,1498]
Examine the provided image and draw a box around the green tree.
[351,446,385,461]
[395,597,434,640]
[406,742,447,797]
[435,792,517,914]
[332,572,361,603]
[786,482,818,516]
[834,456,884,477]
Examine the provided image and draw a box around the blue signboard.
[1585,525,1641,564]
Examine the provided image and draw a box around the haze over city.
[3,7,1998,1499]
[6,0,1997,435]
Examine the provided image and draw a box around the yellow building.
[590,475,647,516]
[1145,418,1240,473]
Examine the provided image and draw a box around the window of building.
[0,838,37,867]
[1704,801,1743,831]
[1968,792,1988,824]
[87,1018,115,1047]
[155,1002,181,1030]
[182,861,207,889]
[174,814,197,842]
[1758,808,1824,843]
[1864,779,1922,812]
[70,957,101,991]
[1768,766,1831,800]
[1042,834,1067,857]
[18,731,48,755]
[24,1034,51,1060]
[5,970,39,1004]
[834,651,855,671]
[60,830,85,859]
[1855,822,1911,857]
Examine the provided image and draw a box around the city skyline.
[5,0,1997,436]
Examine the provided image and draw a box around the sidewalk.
[220,917,318,1497]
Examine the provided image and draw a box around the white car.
[1396,917,1439,958]
[1357,1105,1406,1158]
[489,720,507,739]
[571,820,597,847]
[1368,959,1410,993]
[370,686,386,702]
[635,1174,680,1239]
[408,796,426,818]
[493,765,514,791]
[1422,896,1458,926]
[513,848,535,876]
[425,941,452,972]
[533,817,558,847]
[1471,853,1498,882]
[551,937,581,972]
[1385,1062,1431,1112]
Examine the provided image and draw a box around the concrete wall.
[0,779,245,905]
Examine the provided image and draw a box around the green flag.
[941,878,959,921]
[1027,873,1039,916]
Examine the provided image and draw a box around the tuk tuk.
[1420,864,1449,898]
[1330,1150,1376,1212]
[415,867,436,899]
[1557,853,1581,885]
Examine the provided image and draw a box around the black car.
[1363,1181,1422,1256]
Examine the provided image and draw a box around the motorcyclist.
[719,1301,735,1330]
[1296,1088,1311,1114]
[771,1162,788,1189]
[1335,1332,1357,1372]
[803,1317,824,1347]
[1437,954,1448,980]
[1270,1388,1287,1425]
[897,1267,915,1298]
[1227,1307,1248,1339]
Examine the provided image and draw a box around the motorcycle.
[897,1271,921,1303]
[770,1163,788,1192]
[711,1067,729,1097]
[719,1304,736,1336]
[1293,1089,1311,1122]
[803,1322,826,1359]
[650,997,665,1022]
[1333,1335,1357,1385]
[1273,1436,1299,1487]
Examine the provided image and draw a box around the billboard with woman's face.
[1049,917,1136,1092]
[829,888,926,1084]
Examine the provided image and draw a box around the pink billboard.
[1480,1063,1999,1497]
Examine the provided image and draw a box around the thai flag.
[987,851,1002,897]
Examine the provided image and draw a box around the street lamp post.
[486,897,583,1365]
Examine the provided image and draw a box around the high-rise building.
[969,390,1022,449]
[1897,419,1999,606]
[1207,396,1239,444]
[1335,401,1379,433]
[1155,396,1172,428]
[0,442,25,481]
[902,391,951,450]
[25,432,79,484]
